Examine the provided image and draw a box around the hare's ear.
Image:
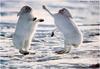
[17,6,26,16]
[64,8,73,18]
[17,9,23,16]
[17,11,21,16]
[67,11,72,18]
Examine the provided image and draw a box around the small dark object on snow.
[55,50,66,54]
[73,56,80,59]
[89,33,100,36]
[51,32,54,37]
[89,63,100,68]
[83,40,93,43]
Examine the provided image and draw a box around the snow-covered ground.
[0,0,100,69]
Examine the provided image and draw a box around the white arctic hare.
[43,5,83,54]
[13,6,44,55]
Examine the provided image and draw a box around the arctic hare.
[13,6,44,55]
[42,5,83,54]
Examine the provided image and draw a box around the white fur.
[13,8,38,52]
[53,13,83,46]
[43,5,83,52]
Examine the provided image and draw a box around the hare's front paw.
[33,17,37,21]
[39,19,44,22]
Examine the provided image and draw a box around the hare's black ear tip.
[42,5,45,8]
